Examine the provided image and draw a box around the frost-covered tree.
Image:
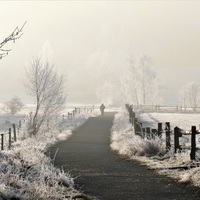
[0,22,26,59]
[96,81,121,106]
[121,57,140,106]
[121,55,163,107]
[179,86,187,109]
[180,82,200,110]
[138,55,156,105]
[24,58,67,136]
[95,63,122,106]
[3,96,24,114]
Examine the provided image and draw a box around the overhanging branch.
[0,21,27,59]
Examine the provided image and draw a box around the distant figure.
[100,103,106,116]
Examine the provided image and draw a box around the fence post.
[72,110,75,117]
[142,128,145,138]
[135,122,143,136]
[158,123,162,137]
[128,105,131,122]
[152,129,157,139]
[132,112,135,126]
[174,127,180,153]
[62,114,65,122]
[13,124,17,142]
[165,122,171,153]
[19,120,21,129]
[146,127,151,139]
[134,116,138,129]
[68,112,72,120]
[190,126,196,160]
[68,112,70,120]
[8,128,11,150]
[129,108,135,125]
[1,134,4,150]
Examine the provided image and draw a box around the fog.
[1,1,200,105]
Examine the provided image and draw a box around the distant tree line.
[96,55,165,107]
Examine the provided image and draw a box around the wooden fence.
[1,123,18,150]
[66,106,94,120]
[174,126,200,160]
[125,104,200,160]
[132,104,200,113]
[0,105,95,151]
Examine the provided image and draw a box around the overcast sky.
[1,1,200,105]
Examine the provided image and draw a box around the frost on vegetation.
[179,167,200,186]
[0,149,79,200]
[110,111,165,157]
[111,110,200,188]
[0,111,94,199]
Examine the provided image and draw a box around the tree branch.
[0,21,27,59]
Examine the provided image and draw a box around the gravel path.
[48,112,200,200]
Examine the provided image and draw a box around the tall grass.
[110,110,165,157]
[0,111,96,199]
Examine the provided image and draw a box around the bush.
[3,96,24,114]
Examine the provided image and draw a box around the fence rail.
[66,105,94,120]
[125,104,200,160]
[132,104,200,113]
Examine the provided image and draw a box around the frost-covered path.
[48,112,200,200]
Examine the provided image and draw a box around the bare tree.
[2,96,24,114]
[138,55,156,106]
[0,21,26,59]
[122,55,162,108]
[180,82,200,111]
[179,86,187,109]
[25,58,67,136]
[127,57,140,106]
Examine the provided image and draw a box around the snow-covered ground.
[4,103,199,198]
[137,112,200,131]
[0,105,100,200]
[111,109,200,187]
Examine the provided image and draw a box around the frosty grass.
[111,108,200,187]
[0,107,98,200]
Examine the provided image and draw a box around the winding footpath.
[48,112,200,200]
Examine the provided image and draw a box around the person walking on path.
[100,103,106,116]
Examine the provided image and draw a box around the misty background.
[1,1,200,106]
